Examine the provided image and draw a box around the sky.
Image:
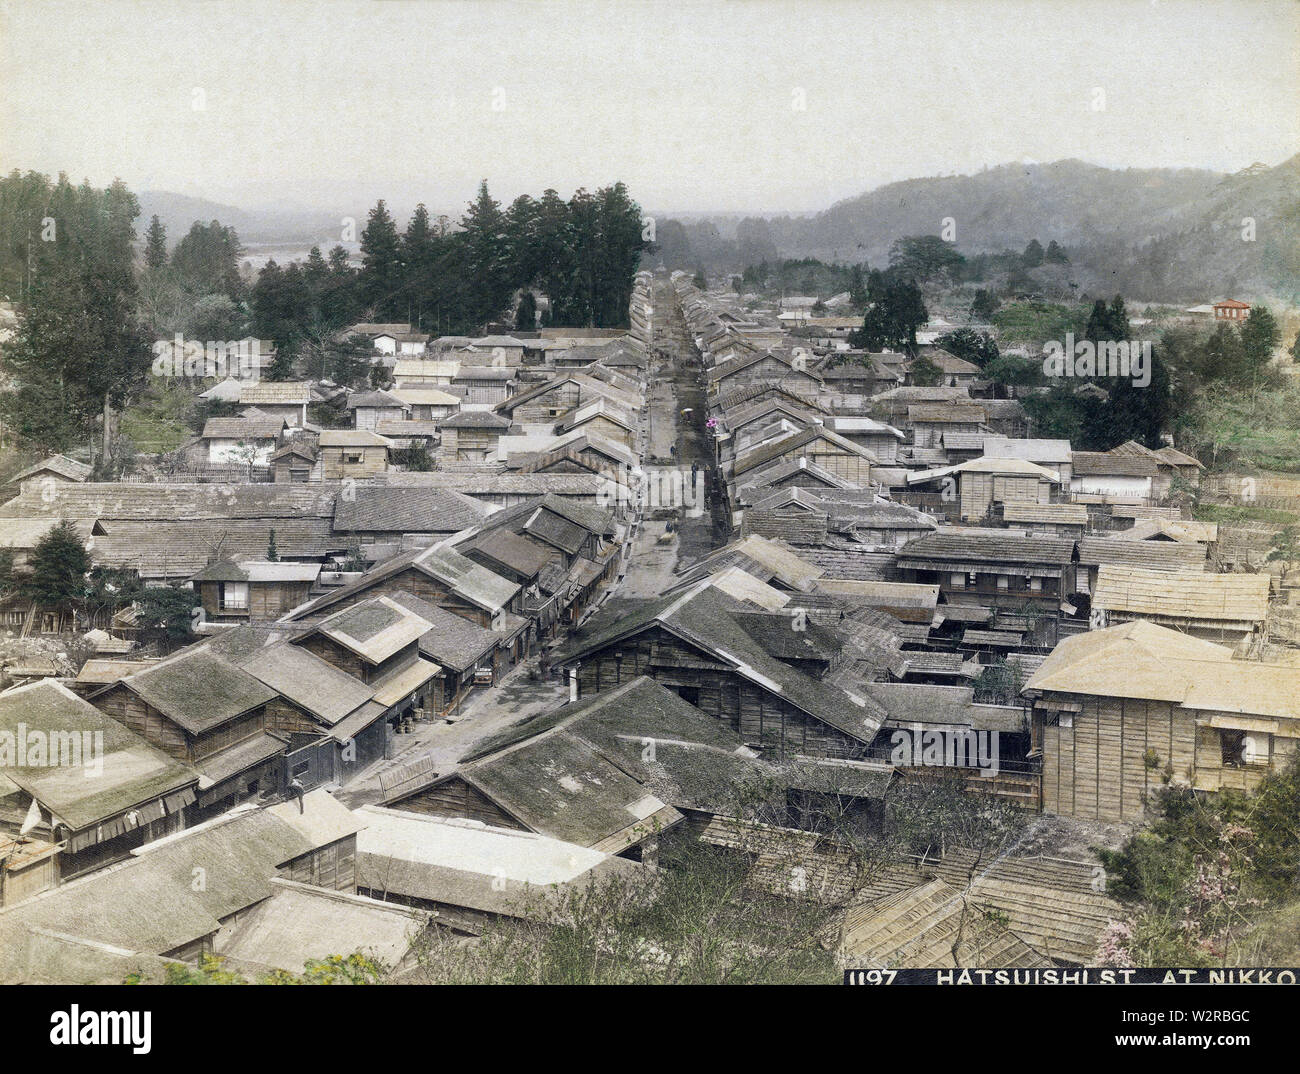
[1,0,1297,216]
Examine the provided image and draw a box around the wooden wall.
[574,626,867,760]
[1039,695,1193,822]
[395,775,528,829]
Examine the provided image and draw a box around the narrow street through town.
[335,275,725,808]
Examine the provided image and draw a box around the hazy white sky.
[1,0,1297,214]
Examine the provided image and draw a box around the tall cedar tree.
[358,200,404,320]
[144,214,168,269]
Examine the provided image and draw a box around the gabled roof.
[7,454,92,484]
[318,429,392,448]
[733,425,879,479]
[390,387,461,407]
[238,381,309,405]
[0,792,360,964]
[906,456,1062,485]
[188,559,321,583]
[383,591,499,673]
[346,389,409,410]
[287,541,521,620]
[906,404,987,424]
[466,529,558,579]
[354,807,643,918]
[1076,537,1207,571]
[112,649,277,734]
[201,416,287,440]
[1071,451,1159,477]
[673,534,826,592]
[980,437,1073,464]
[239,642,376,725]
[897,528,1075,566]
[1024,619,1296,718]
[311,595,435,665]
[438,409,511,430]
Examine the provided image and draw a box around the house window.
[219,582,249,610]
[675,685,701,707]
[950,573,965,588]
[344,452,363,464]
[1220,730,1245,766]
[996,575,1010,590]
[291,760,311,778]
[1029,577,1042,591]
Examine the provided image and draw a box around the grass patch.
[991,300,1089,344]
[119,377,199,453]
[1194,503,1298,525]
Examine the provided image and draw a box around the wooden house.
[317,429,391,480]
[555,397,637,450]
[354,806,645,933]
[905,456,1062,523]
[0,680,198,884]
[827,416,906,464]
[1088,564,1268,643]
[438,410,511,462]
[331,486,489,549]
[237,639,388,784]
[283,544,527,661]
[1069,451,1160,502]
[392,358,460,387]
[5,454,92,496]
[200,415,287,466]
[237,382,310,427]
[89,648,282,818]
[551,585,888,761]
[905,403,987,449]
[0,791,366,976]
[390,387,460,422]
[189,558,321,623]
[709,349,823,397]
[895,528,1078,612]
[347,389,410,431]
[731,426,877,496]
[269,441,321,483]
[450,366,516,406]
[1025,620,1300,821]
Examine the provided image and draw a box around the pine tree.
[26,520,91,613]
[267,529,279,561]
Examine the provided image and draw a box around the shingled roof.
[0,680,197,833]
[333,486,489,533]
[552,585,887,745]
[1090,565,1268,626]
[897,528,1075,567]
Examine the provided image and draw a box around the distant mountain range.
[657,156,1300,304]
[137,190,350,248]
